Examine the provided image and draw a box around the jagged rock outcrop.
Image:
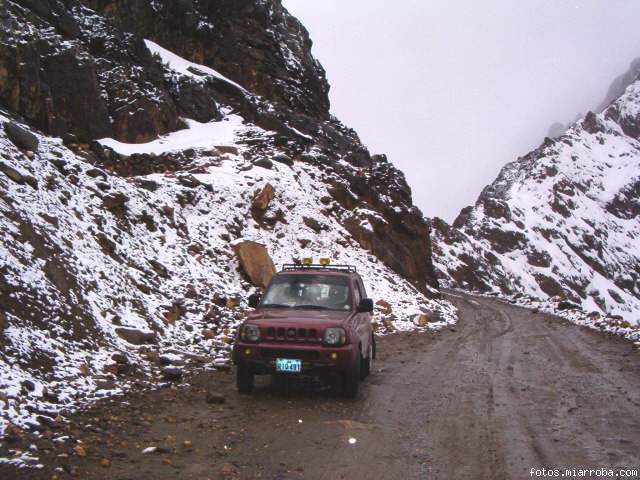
[433,74,640,323]
[80,0,330,120]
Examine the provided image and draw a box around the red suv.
[232,263,376,397]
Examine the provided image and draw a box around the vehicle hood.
[246,308,353,325]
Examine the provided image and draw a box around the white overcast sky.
[282,0,640,221]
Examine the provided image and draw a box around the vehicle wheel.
[236,364,254,394]
[343,353,361,398]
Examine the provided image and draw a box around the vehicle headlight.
[242,324,261,342]
[323,327,346,346]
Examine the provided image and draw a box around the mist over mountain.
[433,69,640,325]
[547,58,640,139]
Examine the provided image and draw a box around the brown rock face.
[233,241,276,288]
[0,14,112,142]
[330,159,440,295]
[80,0,331,120]
[0,1,182,143]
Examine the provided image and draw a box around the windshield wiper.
[260,303,292,309]
[293,304,331,310]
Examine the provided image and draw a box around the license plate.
[276,358,302,373]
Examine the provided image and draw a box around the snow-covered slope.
[433,76,640,329]
[0,108,453,438]
[0,0,455,449]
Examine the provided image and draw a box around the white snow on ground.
[0,116,455,443]
[98,114,250,155]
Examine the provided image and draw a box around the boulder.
[413,315,428,327]
[253,158,273,169]
[148,259,169,278]
[376,299,392,315]
[0,162,38,188]
[232,240,276,288]
[161,367,183,381]
[21,380,36,393]
[272,153,293,166]
[159,354,185,366]
[557,300,581,311]
[115,327,156,345]
[85,168,107,179]
[135,178,160,191]
[4,122,39,151]
[111,352,129,365]
[586,311,601,320]
[251,183,275,211]
[202,328,215,339]
[177,174,202,188]
[303,216,326,233]
[163,302,183,325]
[102,192,129,210]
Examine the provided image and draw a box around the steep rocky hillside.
[0,0,454,444]
[432,75,640,328]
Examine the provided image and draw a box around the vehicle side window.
[357,278,368,299]
[352,278,362,305]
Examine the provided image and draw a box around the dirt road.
[4,293,640,479]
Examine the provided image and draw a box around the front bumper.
[233,341,358,374]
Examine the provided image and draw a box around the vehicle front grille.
[261,348,320,361]
[264,326,319,342]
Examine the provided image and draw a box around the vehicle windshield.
[259,274,353,311]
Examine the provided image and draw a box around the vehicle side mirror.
[357,298,374,313]
[248,293,261,309]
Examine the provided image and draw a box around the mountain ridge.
[432,72,640,327]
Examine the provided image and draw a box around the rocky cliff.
[0,0,452,441]
[433,74,640,326]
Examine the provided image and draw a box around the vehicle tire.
[343,352,361,398]
[236,364,254,394]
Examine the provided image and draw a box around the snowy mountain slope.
[0,108,454,439]
[0,0,455,449]
[1,0,440,294]
[432,76,640,328]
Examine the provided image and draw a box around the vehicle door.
[353,277,371,355]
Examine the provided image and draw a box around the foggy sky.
[282,0,640,221]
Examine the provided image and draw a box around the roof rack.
[281,264,357,273]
